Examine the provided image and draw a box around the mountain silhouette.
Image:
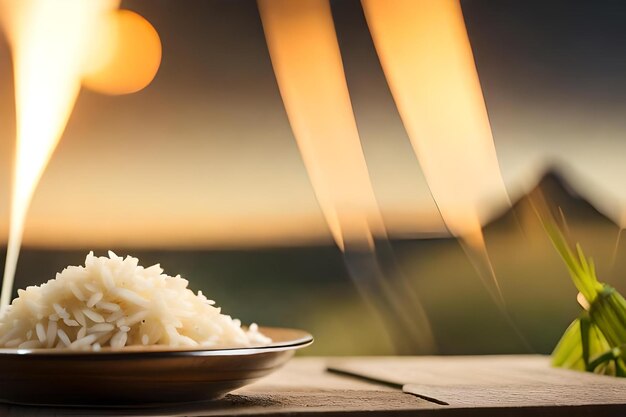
[485,166,618,233]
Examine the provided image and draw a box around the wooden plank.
[0,356,625,416]
[328,355,626,387]
[329,355,626,410]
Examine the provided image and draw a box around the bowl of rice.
[0,252,312,406]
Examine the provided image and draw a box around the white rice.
[0,252,271,351]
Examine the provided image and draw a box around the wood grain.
[1,356,625,416]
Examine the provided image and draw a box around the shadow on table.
[0,394,282,417]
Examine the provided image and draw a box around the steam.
[258,0,435,353]
[362,0,511,304]
[258,0,384,251]
[0,0,160,310]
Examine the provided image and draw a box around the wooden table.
[2,356,626,416]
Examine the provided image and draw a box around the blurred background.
[1,0,626,355]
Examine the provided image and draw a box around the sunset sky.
[1,0,626,248]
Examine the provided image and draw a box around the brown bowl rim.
[0,326,313,359]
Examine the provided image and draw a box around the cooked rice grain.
[0,252,270,351]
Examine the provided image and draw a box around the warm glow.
[0,0,118,309]
[362,0,510,238]
[259,0,435,353]
[82,10,162,95]
[0,0,159,309]
[258,0,385,251]
[362,0,511,304]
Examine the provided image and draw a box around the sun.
[82,9,162,95]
